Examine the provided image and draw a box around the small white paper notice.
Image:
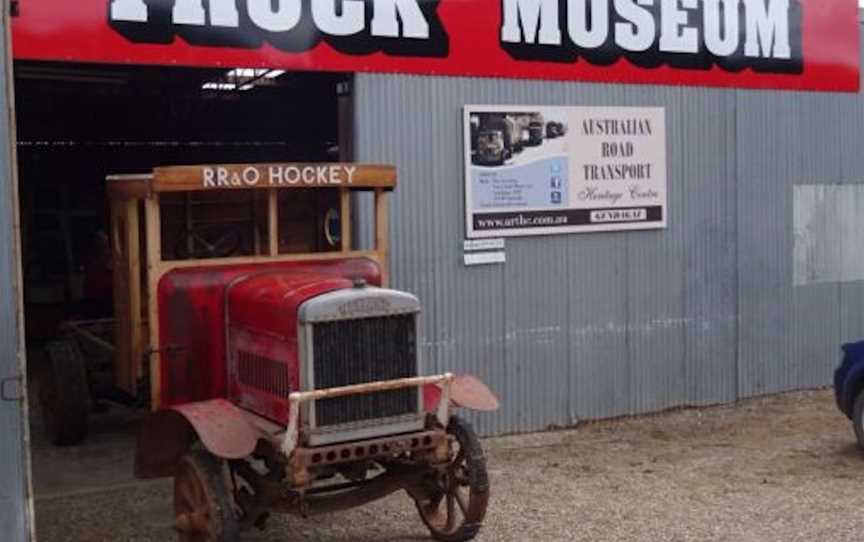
[464,238,506,252]
[464,251,506,266]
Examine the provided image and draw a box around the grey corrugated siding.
[353,33,864,437]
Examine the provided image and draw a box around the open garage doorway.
[15,61,351,539]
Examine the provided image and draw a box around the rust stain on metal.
[171,399,263,459]
[293,430,446,468]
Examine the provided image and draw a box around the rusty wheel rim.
[418,436,489,537]
[174,459,217,542]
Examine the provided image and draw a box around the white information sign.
[464,106,667,238]
[463,238,506,252]
[464,251,507,266]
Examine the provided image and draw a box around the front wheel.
[415,417,490,542]
[174,450,240,542]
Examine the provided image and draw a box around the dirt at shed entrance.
[34,390,864,541]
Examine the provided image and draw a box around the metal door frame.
[0,0,35,539]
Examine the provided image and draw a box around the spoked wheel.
[415,417,490,542]
[40,340,90,446]
[174,450,240,542]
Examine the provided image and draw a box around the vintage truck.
[473,129,510,166]
[39,162,498,541]
[471,113,522,165]
[546,121,566,139]
[527,113,545,146]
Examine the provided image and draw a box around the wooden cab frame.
[106,163,397,409]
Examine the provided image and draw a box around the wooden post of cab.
[144,195,163,410]
[340,188,351,252]
[374,189,390,287]
[268,189,278,256]
[110,198,142,395]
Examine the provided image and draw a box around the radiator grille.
[311,314,418,427]
[237,350,291,399]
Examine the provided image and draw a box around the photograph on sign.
[464,106,667,238]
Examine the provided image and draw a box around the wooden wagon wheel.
[40,339,90,446]
[174,450,240,542]
[415,416,490,542]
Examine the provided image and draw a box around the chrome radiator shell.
[298,287,424,446]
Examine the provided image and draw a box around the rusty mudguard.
[135,399,267,479]
[423,374,500,413]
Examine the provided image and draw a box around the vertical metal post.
[0,0,34,538]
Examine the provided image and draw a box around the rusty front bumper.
[292,429,448,470]
[282,373,454,457]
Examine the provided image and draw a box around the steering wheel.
[175,224,243,259]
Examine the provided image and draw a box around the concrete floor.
[28,402,442,542]
[30,406,153,500]
[30,388,864,542]
[30,402,181,540]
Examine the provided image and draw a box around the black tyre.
[40,340,90,446]
[415,416,490,542]
[174,450,240,542]
[853,390,864,450]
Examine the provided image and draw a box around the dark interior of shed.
[15,61,347,342]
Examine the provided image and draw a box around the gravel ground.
[34,389,864,541]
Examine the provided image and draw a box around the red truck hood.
[227,271,353,338]
[157,258,381,407]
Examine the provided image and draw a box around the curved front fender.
[423,374,500,413]
[135,399,264,479]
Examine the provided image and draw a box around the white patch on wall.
[794,184,864,285]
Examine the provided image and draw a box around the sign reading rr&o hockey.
[12,1,860,92]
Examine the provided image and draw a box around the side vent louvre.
[237,350,292,399]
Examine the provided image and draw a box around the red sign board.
[11,0,860,92]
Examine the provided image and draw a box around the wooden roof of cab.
[106,163,397,200]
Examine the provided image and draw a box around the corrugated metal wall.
[354,33,864,437]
